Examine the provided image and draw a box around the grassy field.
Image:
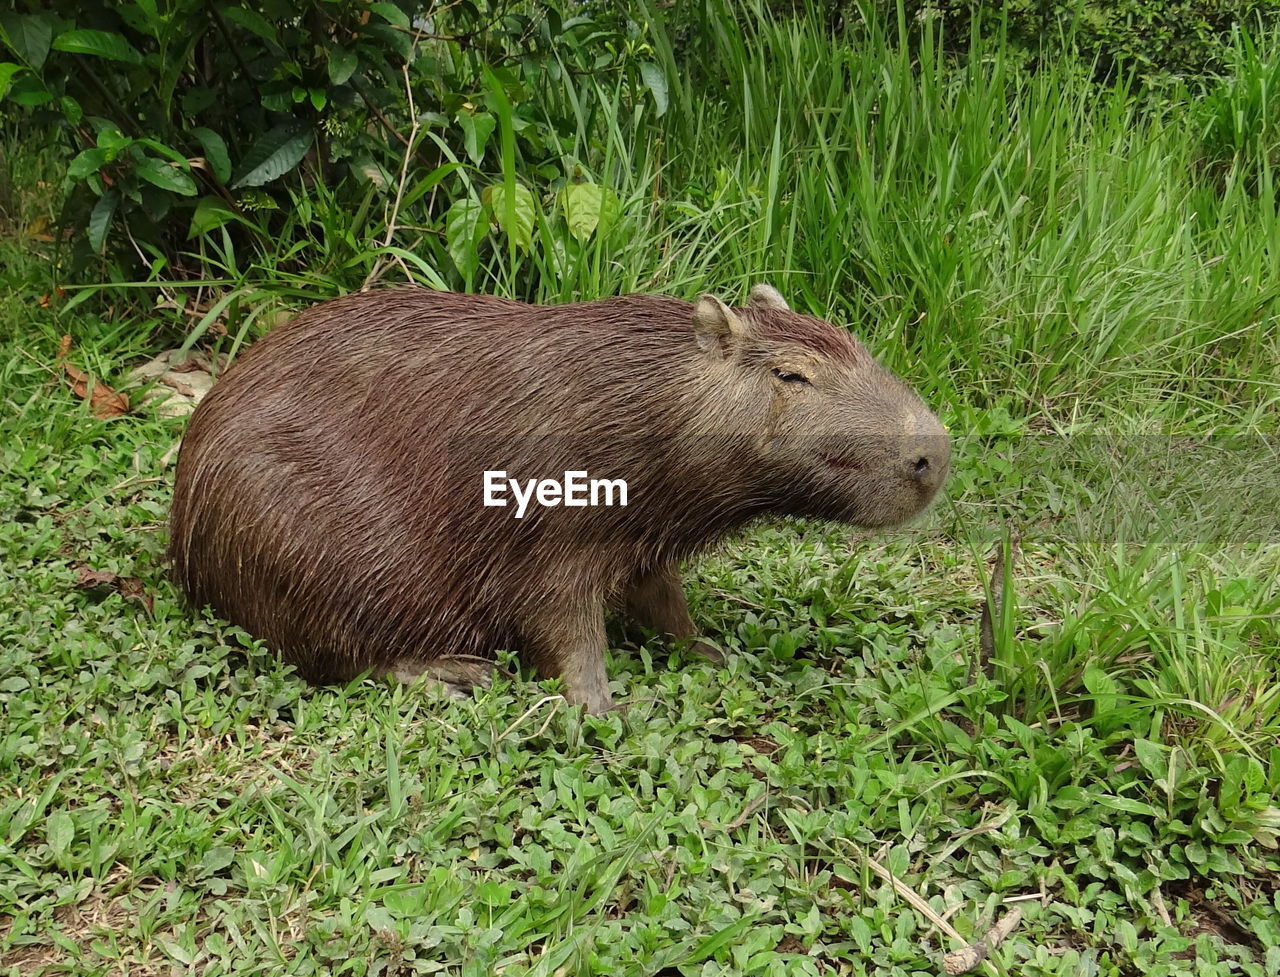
[3,7,1280,977]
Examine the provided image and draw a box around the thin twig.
[498,695,565,741]
[943,909,1022,975]
[363,60,422,290]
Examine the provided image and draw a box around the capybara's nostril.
[913,456,930,477]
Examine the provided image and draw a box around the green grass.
[3,5,1280,976]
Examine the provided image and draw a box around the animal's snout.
[901,413,951,497]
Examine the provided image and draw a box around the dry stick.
[498,695,565,741]
[362,60,422,291]
[858,850,1017,977]
[942,909,1023,975]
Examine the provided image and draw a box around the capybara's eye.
[772,368,812,386]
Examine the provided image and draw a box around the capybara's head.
[692,284,950,528]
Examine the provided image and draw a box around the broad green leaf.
[136,156,197,196]
[369,2,410,29]
[0,63,23,100]
[327,46,357,86]
[59,95,82,125]
[445,197,484,283]
[1132,738,1166,781]
[457,111,495,165]
[95,126,131,156]
[51,29,144,65]
[360,23,409,61]
[88,190,119,253]
[1082,665,1119,714]
[6,79,52,107]
[134,138,190,165]
[197,846,236,876]
[191,127,231,184]
[0,12,54,69]
[482,182,535,252]
[231,123,312,188]
[383,884,431,916]
[188,196,238,237]
[309,88,325,111]
[221,7,278,46]
[67,148,106,182]
[639,61,668,117]
[559,182,620,241]
[46,811,74,857]
[1094,793,1162,818]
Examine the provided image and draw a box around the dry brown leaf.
[159,375,196,397]
[63,363,129,418]
[74,565,120,589]
[56,334,72,360]
[72,564,153,613]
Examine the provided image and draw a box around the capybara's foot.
[563,677,616,715]
[567,690,619,715]
[686,639,725,664]
[380,656,493,700]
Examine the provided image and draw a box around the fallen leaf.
[124,349,223,417]
[56,335,72,360]
[72,563,153,613]
[63,363,129,418]
[159,375,196,397]
[74,565,120,589]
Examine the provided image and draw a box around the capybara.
[168,285,950,713]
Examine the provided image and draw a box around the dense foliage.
[0,0,663,281]
[894,0,1280,83]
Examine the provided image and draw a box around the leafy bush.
[0,1,667,282]
[877,0,1280,85]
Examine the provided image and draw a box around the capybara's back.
[168,286,950,712]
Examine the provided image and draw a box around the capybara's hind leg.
[624,562,725,664]
[379,657,493,701]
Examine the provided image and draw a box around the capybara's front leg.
[625,562,725,664]
[523,598,616,714]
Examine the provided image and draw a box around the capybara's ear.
[747,283,789,311]
[693,294,748,357]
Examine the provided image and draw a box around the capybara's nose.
[902,417,951,496]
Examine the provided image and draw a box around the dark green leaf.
[639,62,668,117]
[360,24,409,61]
[0,12,54,70]
[136,156,197,196]
[51,30,144,65]
[191,128,231,184]
[457,111,495,165]
[446,197,484,283]
[88,190,119,253]
[221,7,279,46]
[67,148,107,182]
[6,77,52,107]
[369,2,410,29]
[231,124,313,189]
[327,47,357,86]
[189,196,231,236]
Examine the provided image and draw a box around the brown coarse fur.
[168,285,951,713]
